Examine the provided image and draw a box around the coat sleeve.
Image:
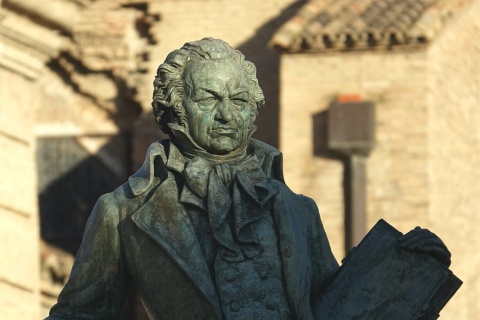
[46,193,128,320]
[304,196,339,300]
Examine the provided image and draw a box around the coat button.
[225,271,237,282]
[258,269,268,279]
[230,302,241,312]
[265,297,276,310]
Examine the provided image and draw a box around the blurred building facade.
[271,0,480,319]
[0,0,478,319]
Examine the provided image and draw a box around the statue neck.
[180,144,247,164]
[167,122,252,164]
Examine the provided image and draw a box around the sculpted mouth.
[211,127,237,137]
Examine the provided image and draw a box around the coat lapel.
[129,177,222,319]
[271,188,313,320]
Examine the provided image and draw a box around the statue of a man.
[47,38,451,320]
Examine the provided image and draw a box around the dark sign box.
[328,101,376,156]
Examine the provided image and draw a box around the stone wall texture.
[0,67,40,319]
[426,1,480,319]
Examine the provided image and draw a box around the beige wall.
[34,64,125,319]
[150,0,296,59]
[35,72,120,137]
[1,2,136,317]
[0,68,40,318]
[426,1,480,319]
[280,50,429,261]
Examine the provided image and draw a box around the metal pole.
[344,154,367,251]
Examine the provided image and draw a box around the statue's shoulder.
[249,139,284,182]
[270,178,313,203]
[249,139,281,157]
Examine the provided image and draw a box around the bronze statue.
[47,38,451,320]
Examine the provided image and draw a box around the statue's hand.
[398,227,451,267]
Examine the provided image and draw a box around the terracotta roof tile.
[270,0,472,52]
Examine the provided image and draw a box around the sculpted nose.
[215,99,234,123]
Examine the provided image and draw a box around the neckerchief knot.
[182,154,278,261]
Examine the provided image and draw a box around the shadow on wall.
[312,110,350,254]
[237,0,307,149]
[37,135,130,255]
[312,103,375,254]
[312,110,344,161]
[36,134,150,319]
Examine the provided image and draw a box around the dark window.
[36,135,128,254]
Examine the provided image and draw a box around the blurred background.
[0,0,479,318]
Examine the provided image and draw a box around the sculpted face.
[183,59,251,155]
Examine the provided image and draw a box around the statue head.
[152,38,265,156]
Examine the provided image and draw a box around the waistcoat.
[213,208,291,320]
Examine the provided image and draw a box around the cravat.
[183,154,278,261]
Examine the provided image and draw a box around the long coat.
[47,139,339,320]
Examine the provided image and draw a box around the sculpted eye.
[198,96,217,103]
[194,96,217,111]
[231,97,249,109]
[232,97,248,103]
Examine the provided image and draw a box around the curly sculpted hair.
[152,38,265,135]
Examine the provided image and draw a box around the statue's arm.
[45,194,128,320]
[305,197,339,299]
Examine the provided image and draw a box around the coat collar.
[129,181,223,318]
[127,139,285,197]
